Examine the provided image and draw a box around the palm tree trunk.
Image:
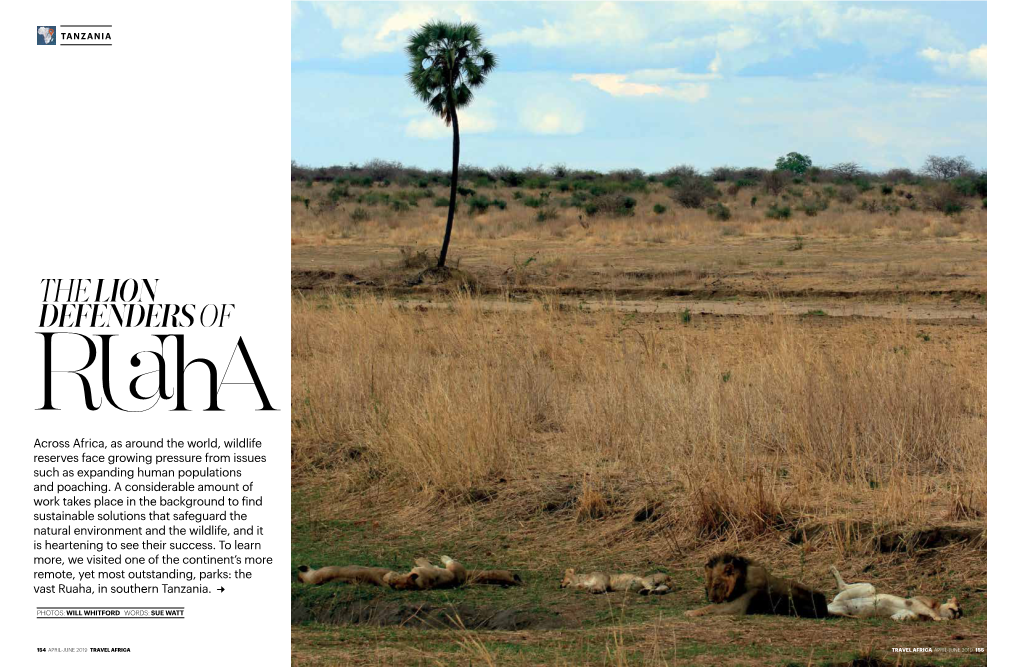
[437,104,460,268]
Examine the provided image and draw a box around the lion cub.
[684,553,828,618]
[560,568,672,595]
[383,556,468,591]
[827,566,962,622]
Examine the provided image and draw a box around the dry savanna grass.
[292,294,985,535]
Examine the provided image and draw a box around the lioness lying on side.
[560,568,672,595]
[297,556,522,590]
[827,566,962,622]
[297,564,394,586]
[684,553,828,618]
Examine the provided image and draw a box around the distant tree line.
[291,154,984,191]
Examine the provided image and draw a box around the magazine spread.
[3,1,1001,665]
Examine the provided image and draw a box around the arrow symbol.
[217,587,225,592]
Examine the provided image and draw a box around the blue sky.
[291,1,987,172]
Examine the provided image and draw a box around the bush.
[493,198,507,210]
[837,186,857,204]
[457,186,477,197]
[434,197,450,207]
[706,202,731,221]
[762,170,787,196]
[350,207,370,222]
[669,172,717,208]
[880,184,894,195]
[952,173,987,198]
[468,196,491,214]
[800,198,827,217]
[726,183,741,196]
[504,172,525,187]
[925,183,968,216]
[653,203,667,215]
[391,200,411,213]
[327,183,351,202]
[585,193,638,217]
[765,203,792,220]
[536,207,559,222]
[854,178,873,193]
[523,195,545,208]
[710,166,737,182]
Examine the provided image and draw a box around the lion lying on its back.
[684,553,828,618]
[560,569,672,595]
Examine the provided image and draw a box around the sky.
[291,1,987,173]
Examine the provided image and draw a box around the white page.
[1,3,290,664]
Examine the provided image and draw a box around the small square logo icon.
[37,26,56,45]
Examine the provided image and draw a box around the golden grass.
[292,294,985,538]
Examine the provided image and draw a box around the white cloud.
[314,2,365,30]
[910,86,961,100]
[318,2,479,57]
[518,99,585,135]
[489,2,647,48]
[376,7,436,41]
[291,3,302,27]
[404,99,497,139]
[919,44,987,80]
[572,63,715,103]
[571,74,662,98]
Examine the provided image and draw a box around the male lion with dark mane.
[684,553,828,618]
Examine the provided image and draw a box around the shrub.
[512,190,523,200]
[726,183,741,196]
[669,173,717,208]
[860,199,881,214]
[434,197,450,207]
[854,178,873,193]
[457,186,477,197]
[500,170,525,187]
[391,200,411,212]
[881,184,894,195]
[925,183,968,216]
[569,191,590,207]
[468,196,491,214]
[706,202,731,221]
[952,173,987,198]
[765,203,792,219]
[536,207,559,222]
[709,166,737,182]
[557,181,571,192]
[801,199,826,217]
[585,193,637,217]
[761,170,786,196]
[523,195,545,208]
[837,186,857,204]
[653,203,667,215]
[327,184,351,202]
[350,207,370,222]
[493,198,507,210]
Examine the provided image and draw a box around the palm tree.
[406,22,497,269]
